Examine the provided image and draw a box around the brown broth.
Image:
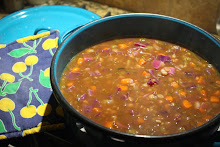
[60,38,220,135]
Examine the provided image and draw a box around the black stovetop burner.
[1,125,220,147]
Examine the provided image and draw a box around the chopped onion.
[82,53,93,61]
[168,67,175,75]
[157,55,171,62]
[152,60,163,69]
[147,78,158,86]
[134,42,147,48]
[92,99,101,107]
[83,104,92,113]
[102,48,110,52]
[66,72,81,79]
[186,84,197,90]
[88,89,93,96]
[185,72,193,76]
[205,68,212,75]
[116,87,121,95]
[78,93,87,101]
[67,85,75,92]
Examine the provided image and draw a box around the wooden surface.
[89,0,220,34]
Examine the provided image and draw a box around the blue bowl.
[51,13,220,145]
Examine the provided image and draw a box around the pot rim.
[51,13,220,140]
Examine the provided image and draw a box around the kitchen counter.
[0,0,131,19]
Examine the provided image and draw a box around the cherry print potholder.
[0,30,65,140]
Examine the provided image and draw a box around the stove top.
[1,126,220,147]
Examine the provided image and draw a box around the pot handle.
[34,25,82,45]
[59,26,81,44]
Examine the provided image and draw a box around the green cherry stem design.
[29,87,44,105]
[48,48,54,56]
[26,87,33,107]
[0,80,7,96]
[23,38,42,54]
[18,64,34,81]
[8,109,21,131]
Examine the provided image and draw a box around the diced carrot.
[104,121,113,129]
[182,100,192,108]
[210,96,220,103]
[77,58,84,65]
[158,53,165,55]
[121,78,134,84]
[181,48,186,52]
[211,67,216,72]
[197,122,203,127]
[199,107,206,113]
[189,62,195,67]
[214,90,220,96]
[202,115,212,122]
[165,96,173,102]
[200,90,207,97]
[90,86,96,91]
[128,41,133,45]
[171,82,179,88]
[67,82,74,87]
[119,85,128,91]
[138,58,146,65]
[179,90,186,97]
[103,47,109,50]
[142,71,150,78]
[118,44,128,49]
[72,67,80,72]
[92,107,101,113]
[216,80,220,86]
[197,76,205,84]
[137,117,144,124]
[61,90,64,93]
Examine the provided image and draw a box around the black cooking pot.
[50,13,220,146]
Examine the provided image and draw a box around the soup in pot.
[60,38,220,135]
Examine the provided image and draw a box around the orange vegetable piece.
[182,100,192,108]
[72,67,80,72]
[214,90,220,96]
[189,62,195,67]
[128,41,133,45]
[181,48,186,51]
[118,44,128,49]
[200,90,207,97]
[199,107,206,113]
[197,76,205,84]
[67,82,74,87]
[105,121,113,129]
[119,85,128,91]
[77,58,84,65]
[179,91,186,97]
[210,96,220,103]
[158,53,165,55]
[138,58,146,65]
[171,82,179,88]
[90,86,96,91]
[142,71,150,77]
[137,117,144,124]
[92,107,101,113]
[121,78,134,84]
[197,122,203,127]
[216,80,220,86]
[165,96,173,102]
